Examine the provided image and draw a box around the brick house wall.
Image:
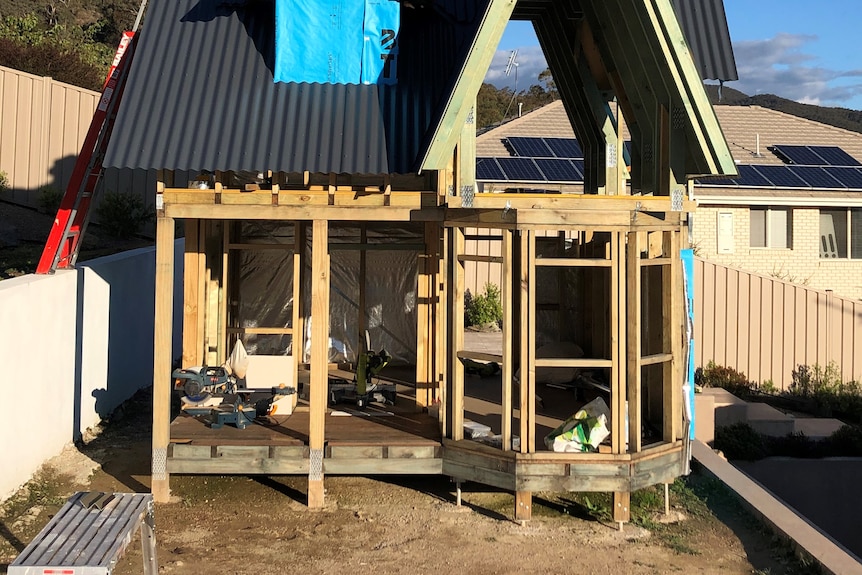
[692,205,862,300]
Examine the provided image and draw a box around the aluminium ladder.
[35,31,137,274]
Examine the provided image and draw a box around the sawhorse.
[9,492,157,574]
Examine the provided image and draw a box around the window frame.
[820,208,862,259]
[750,206,792,249]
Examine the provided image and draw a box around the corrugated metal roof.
[671,0,738,82]
[104,0,489,174]
[511,0,738,83]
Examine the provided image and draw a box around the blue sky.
[484,1,862,111]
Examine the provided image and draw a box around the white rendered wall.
[0,240,183,500]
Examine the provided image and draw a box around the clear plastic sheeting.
[303,223,421,364]
[235,249,295,355]
[234,221,420,365]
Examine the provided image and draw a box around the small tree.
[95,191,154,239]
[465,282,503,328]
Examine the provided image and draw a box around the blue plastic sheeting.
[681,249,696,440]
[362,1,399,85]
[275,0,400,85]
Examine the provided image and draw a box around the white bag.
[225,340,250,379]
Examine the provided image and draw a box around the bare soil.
[0,388,816,575]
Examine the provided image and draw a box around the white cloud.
[729,33,862,108]
[483,46,548,91]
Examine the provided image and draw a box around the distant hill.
[705,84,862,135]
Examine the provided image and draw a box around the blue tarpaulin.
[681,248,696,440]
[361,0,399,85]
[275,0,400,85]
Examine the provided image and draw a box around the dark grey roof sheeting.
[671,0,738,81]
[104,0,489,174]
[511,0,737,83]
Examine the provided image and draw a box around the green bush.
[713,422,767,461]
[821,424,862,457]
[716,422,862,460]
[94,191,153,239]
[465,282,503,327]
[38,186,62,214]
[0,15,113,91]
[791,363,862,421]
[696,361,756,397]
[0,171,8,195]
[766,431,822,458]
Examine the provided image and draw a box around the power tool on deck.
[172,365,296,429]
[328,331,394,408]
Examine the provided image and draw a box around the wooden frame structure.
[151,166,694,523]
[144,0,737,524]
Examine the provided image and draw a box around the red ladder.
[36,31,137,274]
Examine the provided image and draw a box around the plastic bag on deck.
[225,339,250,380]
[544,397,611,453]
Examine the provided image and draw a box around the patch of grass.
[665,533,699,555]
[1,466,67,520]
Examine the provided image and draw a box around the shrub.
[821,424,862,457]
[696,361,756,396]
[38,186,62,214]
[766,432,822,459]
[0,37,104,91]
[790,363,862,421]
[0,171,8,195]
[791,363,842,397]
[94,191,153,239]
[713,422,767,461]
[465,282,503,327]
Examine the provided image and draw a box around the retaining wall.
[0,241,183,500]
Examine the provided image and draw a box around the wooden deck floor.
[170,405,442,447]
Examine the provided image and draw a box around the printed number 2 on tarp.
[274,0,400,85]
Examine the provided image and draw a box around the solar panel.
[809,146,862,167]
[496,157,545,181]
[534,158,583,182]
[544,137,583,159]
[696,176,737,187]
[507,137,554,158]
[734,165,772,187]
[788,166,845,189]
[826,167,862,189]
[476,157,506,181]
[770,145,824,165]
[572,159,585,178]
[753,165,808,188]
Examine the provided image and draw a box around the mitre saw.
[172,365,296,429]
[328,332,395,409]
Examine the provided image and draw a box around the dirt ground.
[0,389,816,575]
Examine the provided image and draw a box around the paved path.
[693,441,862,575]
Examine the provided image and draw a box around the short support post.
[515,490,532,522]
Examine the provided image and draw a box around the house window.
[750,207,791,248]
[820,209,862,259]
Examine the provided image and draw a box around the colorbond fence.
[0,64,163,218]
[694,257,862,390]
